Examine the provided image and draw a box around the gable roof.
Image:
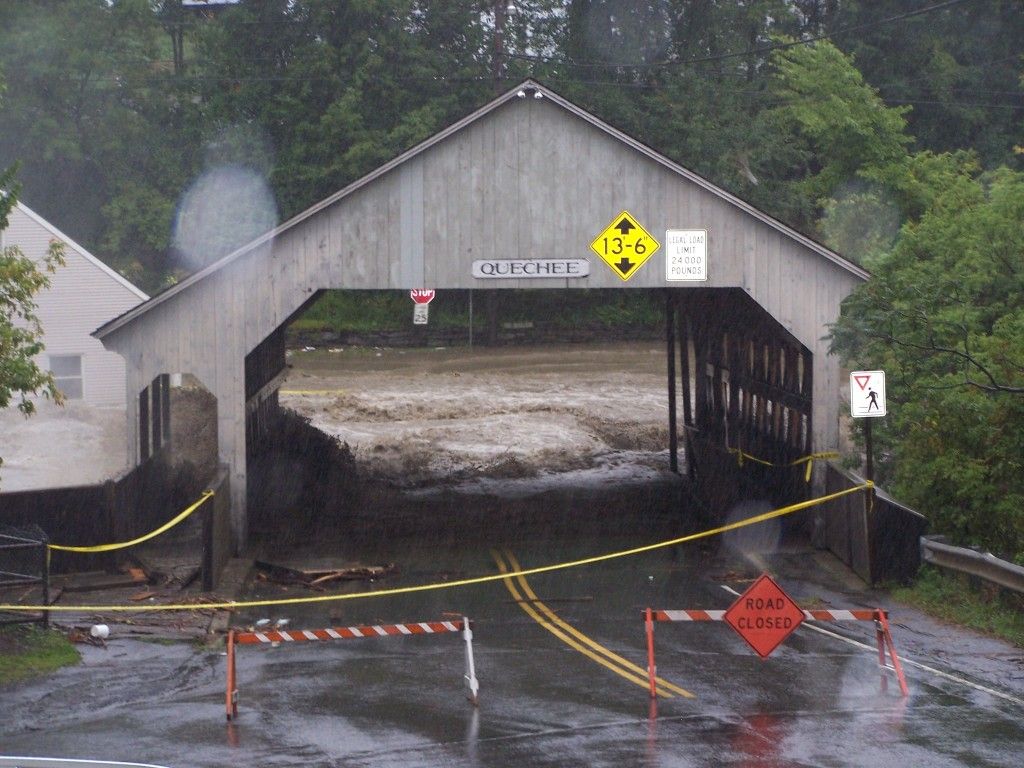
[14,201,149,301]
[95,78,866,339]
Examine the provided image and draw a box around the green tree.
[189,0,498,221]
[831,165,1024,559]
[756,39,912,234]
[0,0,193,291]
[830,0,1024,168]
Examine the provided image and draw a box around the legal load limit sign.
[723,574,805,659]
[665,229,707,281]
[590,211,660,281]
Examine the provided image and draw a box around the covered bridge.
[95,80,868,549]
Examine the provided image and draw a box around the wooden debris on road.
[65,627,107,647]
[254,560,395,590]
[51,571,148,593]
[126,567,149,583]
[176,565,202,590]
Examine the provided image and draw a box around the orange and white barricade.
[226,616,478,720]
[644,606,909,698]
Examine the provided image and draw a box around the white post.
[463,616,479,706]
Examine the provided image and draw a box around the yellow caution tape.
[47,490,215,553]
[729,449,774,469]
[727,447,840,482]
[794,452,839,483]
[1,482,872,613]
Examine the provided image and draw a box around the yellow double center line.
[493,548,693,699]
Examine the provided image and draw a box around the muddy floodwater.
[0,400,127,491]
[281,342,675,493]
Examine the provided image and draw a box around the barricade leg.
[874,615,889,694]
[877,610,909,697]
[226,630,238,721]
[645,607,657,700]
[463,617,480,706]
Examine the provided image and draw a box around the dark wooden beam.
[666,291,678,474]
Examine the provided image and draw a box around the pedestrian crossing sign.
[850,370,886,418]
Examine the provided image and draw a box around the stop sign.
[724,574,805,659]
[410,289,435,305]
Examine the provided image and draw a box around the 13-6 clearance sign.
[590,211,660,281]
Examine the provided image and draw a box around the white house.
[1,201,148,407]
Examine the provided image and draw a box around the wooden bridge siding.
[673,289,817,470]
[103,95,862,547]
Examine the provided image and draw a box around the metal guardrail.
[0,527,49,628]
[921,536,1024,595]
[0,759,171,768]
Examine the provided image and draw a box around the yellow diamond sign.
[590,211,660,281]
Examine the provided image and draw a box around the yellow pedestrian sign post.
[590,211,660,281]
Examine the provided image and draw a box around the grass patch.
[0,624,80,684]
[891,566,1024,648]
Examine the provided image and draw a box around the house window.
[49,354,83,400]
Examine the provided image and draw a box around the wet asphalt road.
[3,483,1023,767]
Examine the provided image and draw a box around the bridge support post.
[666,291,678,474]
[677,304,695,479]
[217,373,248,554]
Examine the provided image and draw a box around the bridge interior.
[182,286,813,535]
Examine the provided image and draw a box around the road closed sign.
[723,574,805,659]
[850,370,886,418]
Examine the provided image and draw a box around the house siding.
[5,204,146,408]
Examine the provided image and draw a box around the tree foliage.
[761,39,911,231]
[0,1,182,288]
[831,165,1024,558]
[831,0,1024,167]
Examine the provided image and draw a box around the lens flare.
[173,164,278,272]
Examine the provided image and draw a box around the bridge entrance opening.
[234,287,813,546]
